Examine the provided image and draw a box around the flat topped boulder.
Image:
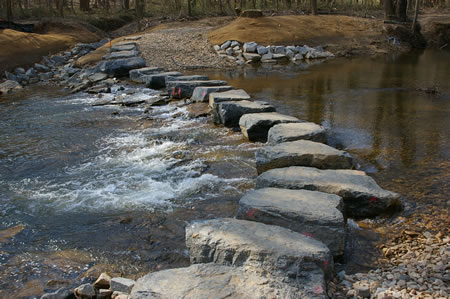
[96,57,146,77]
[130,264,324,299]
[186,218,332,281]
[236,188,345,256]
[191,86,233,102]
[214,100,276,128]
[167,80,228,99]
[167,75,209,82]
[144,71,183,89]
[256,166,401,218]
[103,50,139,60]
[239,112,301,142]
[115,41,136,46]
[267,122,326,144]
[129,66,164,83]
[209,89,251,108]
[111,44,136,52]
[256,140,353,174]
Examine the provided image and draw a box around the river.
[0,50,449,297]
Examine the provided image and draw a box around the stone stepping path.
[144,71,183,89]
[267,122,327,144]
[186,218,331,297]
[208,89,251,107]
[213,100,276,128]
[129,66,164,83]
[130,263,317,299]
[191,86,233,102]
[96,57,146,77]
[256,139,354,174]
[110,44,136,52]
[239,112,301,142]
[236,187,345,257]
[256,166,401,218]
[167,80,228,99]
[103,49,139,60]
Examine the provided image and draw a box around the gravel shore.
[137,27,235,71]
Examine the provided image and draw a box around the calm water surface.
[1,50,449,297]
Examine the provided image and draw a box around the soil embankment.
[0,22,100,74]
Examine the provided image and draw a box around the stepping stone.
[186,218,332,292]
[103,50,139,60]
[115,41,136,47]
[129,66,164,83]
[96,57,146,77]
[267,122,326,144]
[255,140,353,174]
[144,72,183,89]
[167,75,209,82]
[209,89,251,108]
[87,72,108,83]
[130,263,320,299]
[167,80,228,99]
[239,112,301,142]
[110,44,136,52]
[123,36,142,41]
[236,188,345,256]
[191,86,233,102]
[256,166,401,218]
[214,100,276,128]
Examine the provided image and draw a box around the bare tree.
[6,0,13,21]
[311,0,317,14]
[80,0,90,11]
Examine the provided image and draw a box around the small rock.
[243,42,258,53]
[110,277,135,294]
[94,272,112,289]
[74,283,95,298]
[220,40,231,50]
[98,288,113,299]
[40,287,73,299]
[357,286,370,298]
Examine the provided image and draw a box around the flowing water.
[0,50,449,297]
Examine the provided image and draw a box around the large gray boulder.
[255,140,353,174]
[167,80,228,99]
[129,67,164,83]
[144,71,183,89]
[130,264,319,299]
[191,86,233,102]
[236,188,345,256]
[214,100,276,128]
[209,89,251,108]
[239,112,301,142]
[96,57,146,77]
[186,218,332,293]
[103,50,139,60]
[267,122,326,144]
[256,166,401,218]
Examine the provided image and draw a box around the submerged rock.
[255,166,401,218]
[213,100,276,127]
[236,188,345,256]
[255,140,353,174]
[239,112,301,142]
[130,264,311,299]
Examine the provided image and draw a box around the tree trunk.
[136,0,142,31]
[396,0,407,21]
[80,0,90,10]
[384,0,395,18]
[411,0,419,31]
[6,0,13,21]
[188,0,192,15]
[311,0,317,14]
[122,0,129,9]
